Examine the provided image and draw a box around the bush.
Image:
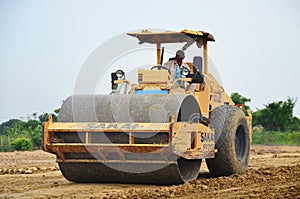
[11,138,33,151]
[0,145,14,152]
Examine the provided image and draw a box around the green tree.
[0,108,61,151]
[38,113,49,123]
[0,119,25,135]
[230,92,251,115]
[54,108,60,115]
[38,113,58,123]
[29,125,43,148]
[253,97,299,131]
[24,119,40,131]
[288,117,300,131]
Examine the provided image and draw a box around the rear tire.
[206,105,250,176]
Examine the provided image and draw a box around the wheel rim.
[235,125,246,161]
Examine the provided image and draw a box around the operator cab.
[111,29,214,94]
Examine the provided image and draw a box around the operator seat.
[191,56,204,83]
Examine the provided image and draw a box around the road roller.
[43,29,252,185]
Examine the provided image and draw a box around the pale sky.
[0,0,300,123]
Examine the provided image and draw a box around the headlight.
[181,67,190,76]
[116,70,125,78]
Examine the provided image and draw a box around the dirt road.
[0,145,299,198]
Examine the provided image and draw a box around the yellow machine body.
[43,29,252,184]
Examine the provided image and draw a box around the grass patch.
[252,131,300,145]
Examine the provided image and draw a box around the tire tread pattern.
[206,105,250,176]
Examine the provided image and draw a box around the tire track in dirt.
[108,165,299,199]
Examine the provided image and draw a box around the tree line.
[231,92,300,132]
[0,109,59,151]
[0,93,299,151]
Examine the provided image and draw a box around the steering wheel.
[150,65,171,75]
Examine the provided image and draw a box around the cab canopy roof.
[127,29,215,44]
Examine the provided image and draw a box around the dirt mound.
[0,166,59,175]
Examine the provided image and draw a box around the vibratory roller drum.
[56,94,202,185]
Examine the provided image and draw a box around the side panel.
[171,123,215,159]
[194,82,210,118]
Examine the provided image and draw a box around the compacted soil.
[0,145,299,198]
